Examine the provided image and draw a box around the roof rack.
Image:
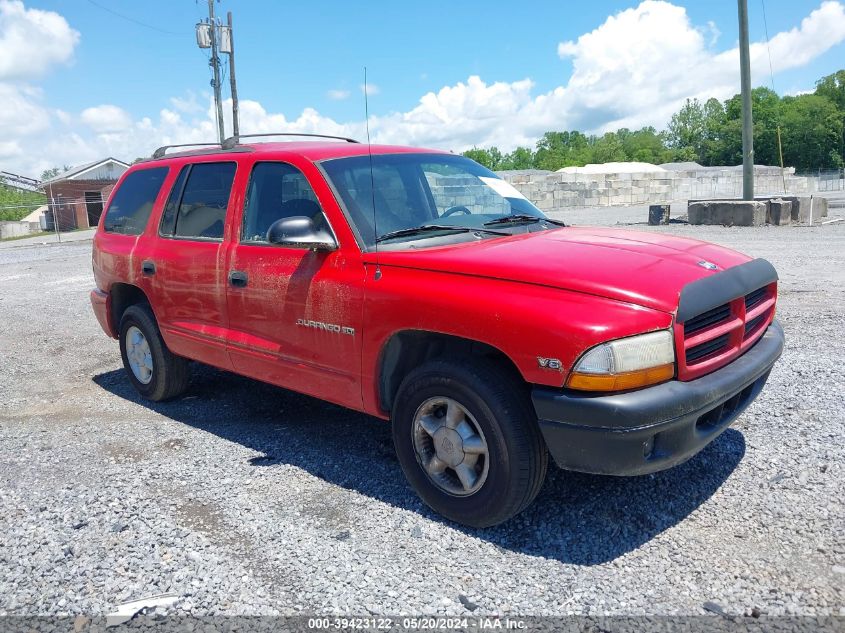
[152,142,221,159]
[151,133,360,160]
[221,132,360,149]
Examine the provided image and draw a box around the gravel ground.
[0,208,843,619]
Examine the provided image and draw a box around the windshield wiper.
[375,224,509,243]
[483,214,566,227]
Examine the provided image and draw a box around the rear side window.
[103,167,168,235]
[160,162,236,240]
[158,165,190,236]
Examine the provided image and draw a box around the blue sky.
[35,0,843,120]
[2,0,844,174]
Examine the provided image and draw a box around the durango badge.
[296,319,355,336]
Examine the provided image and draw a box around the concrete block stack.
[497,166,818,211]
[766,199,792,225]
[688,201,768,226]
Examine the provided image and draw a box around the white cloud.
[784,87,815,97]
[80,105,132,133]
[545,0,845,133]
[169,91,205,115]
[706,20,720,47]
[2,1,845,176]
[327,88,351,101]
[0,139,21,159]
[0,83,49,134]
[371,76,536,149]
[0,0,78,80]
[360,83,380,96]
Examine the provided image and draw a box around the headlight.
[566,330,675,391]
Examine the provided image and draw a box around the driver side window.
[241,162,327,244]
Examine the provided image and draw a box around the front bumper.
[532,320,784,476]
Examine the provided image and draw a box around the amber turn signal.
[566,363,675,392]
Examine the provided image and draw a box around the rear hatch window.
[103,167,168,235]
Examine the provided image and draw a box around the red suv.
[91,134,784,527]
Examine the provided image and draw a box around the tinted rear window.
[159,165,190,237]
[103,167,168,235]
[170,162,236,240]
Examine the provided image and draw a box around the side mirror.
[266,216,337,251]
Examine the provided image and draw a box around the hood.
[368,227,752,314]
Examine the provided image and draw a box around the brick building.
[43,158,129,230]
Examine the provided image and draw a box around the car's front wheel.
[119,304,189,402]
[392,358,548,527]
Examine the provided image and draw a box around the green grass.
[0,230,54,242]
[0,228,89,243]
[0,184,47,222]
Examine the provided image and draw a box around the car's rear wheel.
[119,304,189,401]
[392,358,548,527]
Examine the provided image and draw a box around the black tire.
[119,304,190,402]
[392,357,548,528]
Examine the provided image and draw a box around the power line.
[760,0,787,192]
[85,0,183,36]
[760,0,776,92]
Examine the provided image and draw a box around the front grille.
[684,303,731,337]
[686,333,730,363]
[678,281,776,380]
[745,287,767,311]
[744,314,765,337]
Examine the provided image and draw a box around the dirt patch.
[102,443,146,463]
[160,438,188,451]
[300,488,353,532]
[176,500,223,533]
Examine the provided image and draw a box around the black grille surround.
[676,259,778,380]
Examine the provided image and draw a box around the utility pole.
[208,0,225,143]
[48,182,60,243]
[737,0,754,200]
[226,11,240,142]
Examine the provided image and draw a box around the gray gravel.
[0,209,843,618]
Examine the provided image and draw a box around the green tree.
[460,67,845,174]
[815,70,845,162]
[40,167,61,181]
[499,147,535,170]
[815,70,845,111]
[534,131,591,170]
[780,94,844,170]
[701,98,726,165]
[667,98,706,161]
[721,87,782,167]
[462,146,504,170]
[591,132,627,163]
[618,127,670,164]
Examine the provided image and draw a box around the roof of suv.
[143,142,448,164]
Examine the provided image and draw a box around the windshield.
[320,153,547,249]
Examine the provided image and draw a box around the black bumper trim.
[532,320,784,476]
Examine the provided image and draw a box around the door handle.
[141,260,156,275]
[229,270,248,287]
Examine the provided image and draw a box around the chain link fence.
[797,168,844,192]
